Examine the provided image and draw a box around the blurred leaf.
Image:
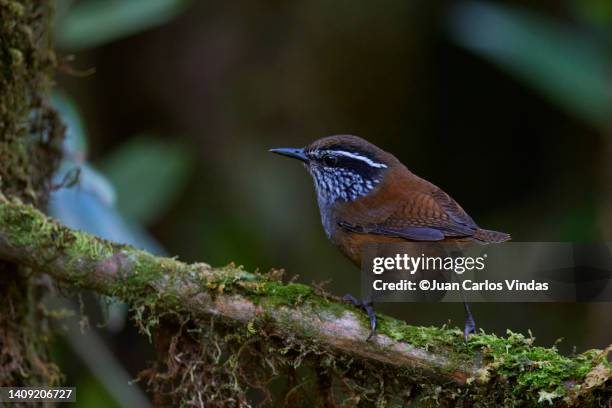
[50,93,165,254]
[555,205,600,241]
[56,0,189,50]
[48,176,166,255]
[98,136,193,225]
[572,0,612,28]
[449,1,612,129]
[51,91,88,159]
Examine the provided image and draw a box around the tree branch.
[0,196,609,406]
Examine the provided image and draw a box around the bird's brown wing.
[338,188,480,241]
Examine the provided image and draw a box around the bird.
[270,134,510,340]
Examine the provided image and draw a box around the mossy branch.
[0,0,64,387]
[0,197,609,406]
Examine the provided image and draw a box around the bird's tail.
[472,228,511,243]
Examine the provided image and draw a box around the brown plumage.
[282,135,510,265]
[270,134,510,338]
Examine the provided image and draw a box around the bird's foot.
[464,312,476,342]
[342,294,377,341]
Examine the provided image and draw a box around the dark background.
[49,0,611,406]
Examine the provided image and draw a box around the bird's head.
[270,135,393,205]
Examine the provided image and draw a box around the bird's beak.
[269,147,308,163]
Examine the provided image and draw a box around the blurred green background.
[47,0,612,406]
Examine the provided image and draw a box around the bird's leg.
[342,294,377,340]
[447,253,476,342]
[457,278,476,341]
[463,301,476,342]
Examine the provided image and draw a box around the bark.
[0,0,63,387]
[0,2,609,405]
[0,197,609,406]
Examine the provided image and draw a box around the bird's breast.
[315,196,337,241]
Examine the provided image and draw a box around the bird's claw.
[343,294,377,340]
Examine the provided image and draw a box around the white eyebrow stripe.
[324,150,388,168]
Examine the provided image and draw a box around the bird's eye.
[322,154,338,167]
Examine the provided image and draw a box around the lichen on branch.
[0,198,609,406]
[0,0,65,388]
[0,0,63,205]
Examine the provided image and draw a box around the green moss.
[461,330,609,404]
[0,0,63,388]
[196,265,316,309]
[0,201,114,267]
[376,315,610,405]
[0,0,62,205]
[259,281,313,306]
[0,201,67,266]
[64,231,114,262]
[8,48,22,66]
[378,317,466,352]
[5,1,25,17]
[113,251,171,303]
[78,244,610,405]
[1,200,609,404]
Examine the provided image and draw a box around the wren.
[270,135,510,340]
